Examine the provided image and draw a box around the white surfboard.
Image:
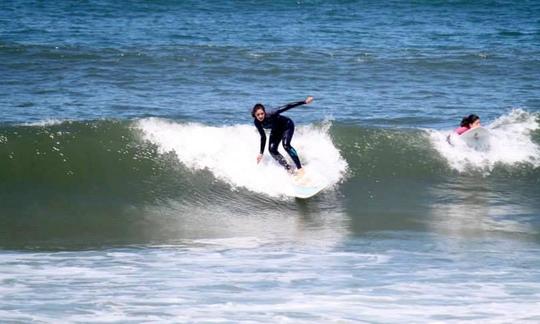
[291,182,327,199]
[289,173,328,199]
[459,126,490,151]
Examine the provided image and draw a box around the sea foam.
[428,109,540,173]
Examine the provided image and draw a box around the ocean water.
[1,0,540,322]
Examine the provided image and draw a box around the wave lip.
[136,118,348,198]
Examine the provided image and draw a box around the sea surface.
[1,1,540,322]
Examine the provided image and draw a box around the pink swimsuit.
[455,126,470,135]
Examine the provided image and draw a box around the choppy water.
[1,0,540,322]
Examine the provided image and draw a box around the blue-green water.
[1,1,540,322]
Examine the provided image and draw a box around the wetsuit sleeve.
[254,120,266,154]
[274,100,306,115]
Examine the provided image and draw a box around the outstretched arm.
[274,96,314,114]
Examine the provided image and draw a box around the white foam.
[23,118,71,126]
[135,118,348,197]
[428,109,540,173]
[2,242,540,323]
[193,237,266,249]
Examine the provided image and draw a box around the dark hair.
[460,114,480,127]
[251,103,265,118]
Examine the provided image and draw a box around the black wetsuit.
[254,100,306,171]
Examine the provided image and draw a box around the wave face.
[1,111,539,248]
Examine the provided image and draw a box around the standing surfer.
[251,96,314,177]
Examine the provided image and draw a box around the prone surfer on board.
[252,96,314,177]
[447,114,481,145]
[455,114,481,135]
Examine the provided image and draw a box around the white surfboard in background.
[447,126,491,152]
[459,126,491,151]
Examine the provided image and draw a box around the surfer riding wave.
[251,96,314,177]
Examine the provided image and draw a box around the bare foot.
[294,168,310,185]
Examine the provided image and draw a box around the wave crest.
[136,118,348,197]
